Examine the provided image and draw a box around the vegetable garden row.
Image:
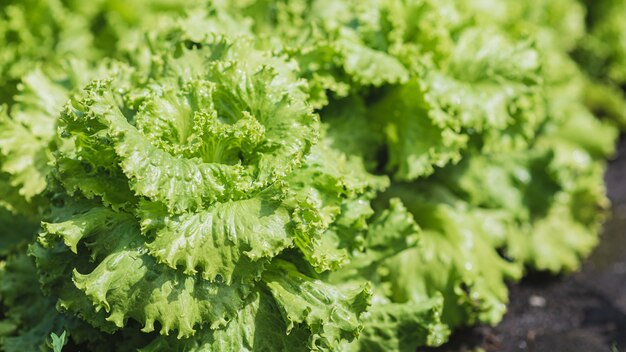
[1,0,625,351]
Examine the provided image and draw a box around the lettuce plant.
[0,0,624,351]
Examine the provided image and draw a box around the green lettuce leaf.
[262,259,371,350]
[37,200,251,338]
[378,186,523,327]
[136,189,293,284]
[138,288,310,352]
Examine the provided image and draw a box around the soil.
[428,137,626,352]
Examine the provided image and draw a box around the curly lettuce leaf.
[453,0,586,50]
[0,59,122,217]
[432,112,616,272]
[140,257,371,352]
[136,188,293,284]
[36,200,251,338]
[328,198,450,350]
[285,131,389,271]
[378,186,523,327]
[0,107,52,209]
[139,289,309,352]
[0,0,94,98]
[368,80,467,180]
[353,297,449,351]
[262,259,371,350]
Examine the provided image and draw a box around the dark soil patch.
[428,137,626,352]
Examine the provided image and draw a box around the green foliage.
[49,331,66,352]
[0,0,624,351]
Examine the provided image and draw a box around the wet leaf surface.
[428,137,626,352]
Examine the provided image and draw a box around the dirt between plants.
[427,137,626,352]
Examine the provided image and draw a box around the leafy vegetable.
[0,0,623,351]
